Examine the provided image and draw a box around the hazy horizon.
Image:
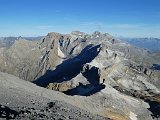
[1,32,160,39]
[0,0,160,38]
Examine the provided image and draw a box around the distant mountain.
[0,36,42,48]
[0,37,16,48]
[120,37,160,52]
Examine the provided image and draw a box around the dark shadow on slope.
[83,84,105,96]
[63,83,105,96]
[82,66,100,86]
[33,44,101,87]
[63,65,105,96]
[151,64,160,70]
[0,105,19,120]
[146,99,160,119]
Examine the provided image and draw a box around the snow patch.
[58,47,66,58]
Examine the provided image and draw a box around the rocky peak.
[92,31,101,35]
[17,36,24,40]
[47,32,62,39]
[71,31,85,36]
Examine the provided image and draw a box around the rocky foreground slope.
[0,72,107,120]
[0,31,160,120]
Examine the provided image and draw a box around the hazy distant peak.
[17,36,24,40]
[70,31,86,37]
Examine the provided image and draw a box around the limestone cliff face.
[0,31,159,83]
[0,33,64,81]
[0,38,41,81]
[0,31,88,81]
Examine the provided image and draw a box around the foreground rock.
[1,71,159,120]
[0,72,108,120]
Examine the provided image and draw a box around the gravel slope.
[0,72,108,120]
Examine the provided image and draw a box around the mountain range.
[0,31,159,120]
[120,37,160,52]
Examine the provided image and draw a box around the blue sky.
[0,0,160,37]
